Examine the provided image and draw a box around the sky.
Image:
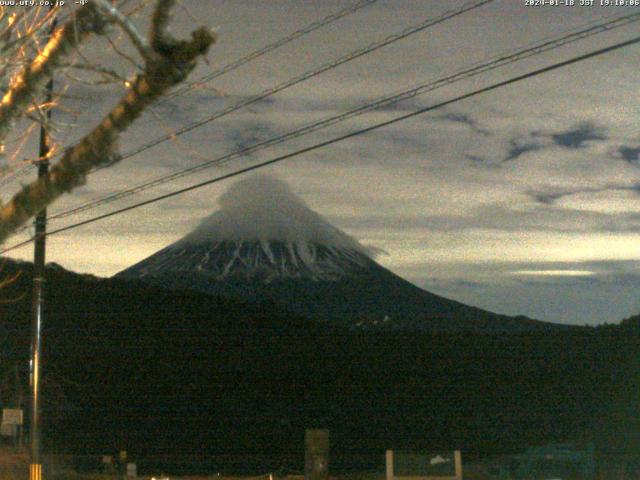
[1,0,640,326]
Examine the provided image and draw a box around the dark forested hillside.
[0,259,638,471]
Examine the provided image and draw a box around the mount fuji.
[117,176,558,332]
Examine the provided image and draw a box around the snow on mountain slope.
[128,240,374,282]
[122,175,377,282]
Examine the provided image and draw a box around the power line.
[164,0,380,100]
[3,0,489,188]
[1,0,376,188]
[0,5,60,187]
[0,0,140,187]
[43,11,640,223]
[0,163,35,189]
[2,34,638,256]
[108,0,494,165]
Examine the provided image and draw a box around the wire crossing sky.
[112,0,495,166]
[3,34,638,255]
[164,0,381,100]
[0,0,379,185]
[38,10,640,225]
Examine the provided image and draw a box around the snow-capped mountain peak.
[121,175,375,282]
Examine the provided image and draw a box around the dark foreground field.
[1,260,640,476]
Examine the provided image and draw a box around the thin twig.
[0,4,110,145]
[93,0,156,64]
[106,32,143,70]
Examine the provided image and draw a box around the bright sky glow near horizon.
[2,0,640,325]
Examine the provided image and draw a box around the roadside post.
[305,429,329,480]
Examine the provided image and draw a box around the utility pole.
[30,8,56,480]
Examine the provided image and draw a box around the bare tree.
[0,0,216,244]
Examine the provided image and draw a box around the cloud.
[416,276,640,325]
[407,259,640,325]
[619,145,640,164]
[510,269,596,277]
[223,119,277,155]
[437,112,491,136]
[553,188,640,216]
[525,185,640,206]
[527,190,565,205]
[550,122,607,149]
[504,138,544,162]
[181,174,375,257]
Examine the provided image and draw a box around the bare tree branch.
[0,5,109,146]
[93,0,155,64]
[151,0,175,49]
[0,1,216,244]
[61,62,129,84]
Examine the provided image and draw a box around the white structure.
[386,450,462,480]
[1,408,23,438]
